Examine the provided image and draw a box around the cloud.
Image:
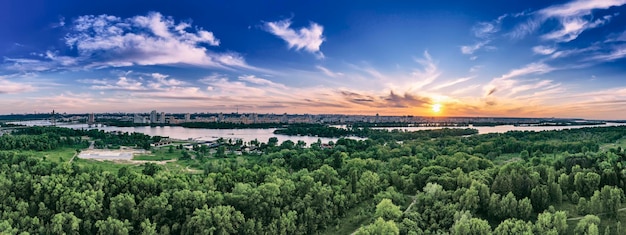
[0,79,34,94]
[507,0,624,41]
[590,45,626,62]
[62,12,249,69]
[484,62,556,97]
[430,76,473,90]
[264,19,325,58]
[541,15,614,42]
[461,41,490,55]
[238,75,287,89]
[497,62,555,81]
[340,90,431,108]
[532,45,557,55]
[82,72,187,92]
[406,51,440,92]
[316,65,344,78]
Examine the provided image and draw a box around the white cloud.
[484,62,556,97]
[264,19,325,58]
[461,41,489,55]
[591,45,626,62]
[532,45,557,55]
[64,12,248,68]
[430,76,473,90]
[539,0,626,18]
[238,75,287,89]
[507,0,624,41]
[497,62,555,81]
[316,65,344,78]
[0,79,34,94]
[538,0,624,42]
[406,51,441,92]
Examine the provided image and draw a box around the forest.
[1,125,626,234]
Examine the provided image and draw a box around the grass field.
[18,147,78,163]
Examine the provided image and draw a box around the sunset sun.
[432,103,441,113]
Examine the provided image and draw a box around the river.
[10,120,626,145]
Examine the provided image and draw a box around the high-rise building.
[150,110,157,123]
[88,113,95,125]
[159,112,166,123]
[185,113,191,122]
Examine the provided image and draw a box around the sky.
[1,0,626,119]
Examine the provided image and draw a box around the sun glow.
[432,103,441,113]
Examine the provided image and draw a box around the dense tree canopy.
[0,125,625,234]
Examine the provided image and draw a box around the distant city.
[0,110,615,126]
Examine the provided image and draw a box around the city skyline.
[2,0,626,119]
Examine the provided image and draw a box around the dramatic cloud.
[509,0,625,41]
[264,19,325,58]
[63,12,248,68]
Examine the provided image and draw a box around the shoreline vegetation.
[1,125,626,234]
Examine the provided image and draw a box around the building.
[150,110,157,123]
[185,113,191,122]
[88,113,95,125]
[133,114,148,124]
[159,112,166,123]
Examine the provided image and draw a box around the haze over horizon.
[2,0,626,119]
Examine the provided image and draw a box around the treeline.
[9,126,162,150]
[273,124,351,137]
[274,124,478,140]
[1,126,626,234]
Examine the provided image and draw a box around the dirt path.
[567,207,626,221]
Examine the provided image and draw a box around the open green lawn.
[73,158,139,172]
[19,147,78,163]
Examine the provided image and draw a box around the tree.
[375,199,402,221]
[355,217,399,235]
[460,188,480,214]
[50,212,81,235]
[600,186,622,218]
[577,198,589,215]
[535,211,568,235]
[142,163,162,176]
[183,205,246,235]
[95,217,132,235]
[574,215,600,235]
[139,219,158,235]
[109,193,137,222]
[574,172,600,197]
[451,212,492,235]
[531,185,550,212]
[493,218,533,235]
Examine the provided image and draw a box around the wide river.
[11,120,626,145]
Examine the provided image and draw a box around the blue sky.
[1,0,626,119]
